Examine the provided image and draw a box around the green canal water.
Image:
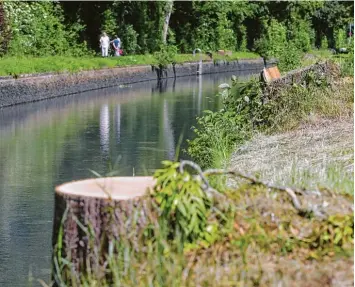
[0,71,257,286]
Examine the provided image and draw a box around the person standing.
[99,32,110,57]
[111,35,121,57]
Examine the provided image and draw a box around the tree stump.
[52,176,156,281]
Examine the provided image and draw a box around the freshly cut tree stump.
[52,176,156,279]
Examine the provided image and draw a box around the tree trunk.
[162,0,174,44]
[52,177,156,282]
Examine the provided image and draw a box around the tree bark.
[52,177,156,282]
[162,0,174,44]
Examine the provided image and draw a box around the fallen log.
[52,176,156,282]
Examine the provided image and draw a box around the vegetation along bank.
[0,1,353,75]
[52,56,354,286]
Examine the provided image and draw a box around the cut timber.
[262,66,281,83]
[52,177,156,280]
[217,50,232,56]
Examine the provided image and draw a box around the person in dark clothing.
[111,35,121,57]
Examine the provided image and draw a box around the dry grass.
[229,118,354,195]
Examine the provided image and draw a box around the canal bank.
[0,58,266,108]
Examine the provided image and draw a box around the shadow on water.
[0,70,258,286]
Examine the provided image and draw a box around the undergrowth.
[186,62,353,169]
[51,160,354,287]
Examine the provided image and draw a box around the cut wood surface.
[52,177,156,279]
[262,66,281,83]
[55,176,155,200]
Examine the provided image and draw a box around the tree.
[162,0,174,44]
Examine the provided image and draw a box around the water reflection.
[0,70,258,286]
[116,105,121,144]
[163,99,175,160]
[100,104,110,157]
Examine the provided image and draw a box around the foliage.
[187,79,263,168]
[289,19,314,52]
[254,19,288,59]
[1,1,353,57]
[3,1,88,56]
[151,161,214,244]
[336,44,354,76]
[120,24,139,55]
[153,44,178,68]
[101,9,117,37]
[0,1,10,56]
[321,36,328,50]
[216,11,235,51]
[187,64,350,168]
[278,41,302,72]
[334,28,347,49]
[305,214,354,257]
[237,25,248,52]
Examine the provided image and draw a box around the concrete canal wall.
[0,58,266,108]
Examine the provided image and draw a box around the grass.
[302,49,354,76]
[230,118,354,195]
[0,51,260,77]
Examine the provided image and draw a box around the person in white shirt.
[99,32,110,57]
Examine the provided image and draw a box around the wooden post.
[52,177,156,281]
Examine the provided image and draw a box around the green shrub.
[238,25,248,52]
[3,2,87,56]
[216,13,235,50]
[153,44,178,67]
[101,9,117,38]
[334,29,347,49]
[338,44,354,76]
[151,161,213,243]
[278,41,302,72]
[289,20,313,52]
[254,19,287,59]
[187,79,262,168]
[121,24,139,55]
[321,36,328,50]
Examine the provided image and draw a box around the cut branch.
[203,168,326,218]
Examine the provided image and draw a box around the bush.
[321,36,328,50]
[334,29,347,49]
[254,19,287,59]
[120,24,139,55]
[3,2,87,56]
[153,44,178,67]
[101,9,117,38]
[289,20,313,52]
[187,79,262,168]
[278,41,302,72]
